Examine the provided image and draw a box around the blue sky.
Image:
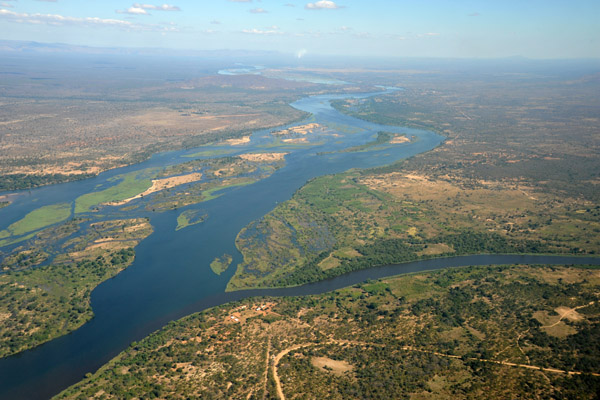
[0,0,598,58]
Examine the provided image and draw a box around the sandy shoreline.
[104,172,203,206]
[271,123,323,136]
[225,136,251,145]
[238,152,288,162]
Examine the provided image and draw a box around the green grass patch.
[202,179,255,202]
[258,138,325,150]
[0,231,38,247]
[176,210,207,231]
[0,203,71,241]
[210,254,233,275]
[339,131,394,153]
[75,172,154,213]
[183,149,236,158]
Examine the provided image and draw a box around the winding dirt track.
[271,339,600,400]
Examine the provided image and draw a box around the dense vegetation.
[228,168,598,290]
[57,264,600,399]
[0,173,96,192]
[0,249,133,357]
[0,218,152,357]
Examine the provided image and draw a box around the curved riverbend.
[0,88,596,399]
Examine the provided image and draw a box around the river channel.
[0,88,598,399]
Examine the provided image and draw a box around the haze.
[1,0,598,59]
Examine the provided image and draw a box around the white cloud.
[134,3,181,11]
[305,0,339,10]
[117,3,181,14]
[241,27,282,35]
[211,19,221,24]
[0,2,14,8]
[249,7,266,13]
[0,9,176,31]
[116,7,149,15]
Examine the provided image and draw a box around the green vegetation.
[0,203,72,246]
[56,264,600,399]
[148,155,286,211]
[0,173,96,192]
[324,121,365,135]
[0,219,84,272]
[258,137,325,149]
[0,218,152,357]
[202,179,255,202]
[183,148,236,158]
[75,171,154,213]
[210,254,233,275]
[340,131,395,153]
[175,210,207,231]
[228,166,597,290]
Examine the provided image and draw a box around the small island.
[210,254,233,275]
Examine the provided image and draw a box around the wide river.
[0,88,598,400]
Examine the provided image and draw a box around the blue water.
[1,89,596,399]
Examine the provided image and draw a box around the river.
[0,88,597,400]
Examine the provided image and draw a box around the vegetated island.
[176,210,207,231]
[0,218,153,358]
[210,254,233,276]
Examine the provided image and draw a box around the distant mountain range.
[0,39,282,58]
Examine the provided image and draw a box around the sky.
[0,0,598,59]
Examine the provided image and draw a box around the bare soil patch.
[389,135,410,144]
[282,137,308,143]
[554,306,584,322]
[226,136,251,146]
[238,152,288,162]
[272,123,323,136]
[311,356,354,376]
